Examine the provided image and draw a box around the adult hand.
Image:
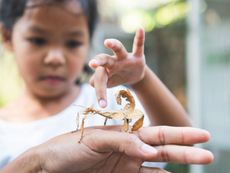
[88,28,146,108]
[37,126,214,173]
[1,126,214,173]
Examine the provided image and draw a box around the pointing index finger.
[93,66,108,108]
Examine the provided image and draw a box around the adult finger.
[89,54,116,69]
[139,167,171,173]
[137,126,210,146]
[152,145,214,164]
[81,129,158,160]
[132,28,145,57]
[104,39,128,60]
[91,66,108,108]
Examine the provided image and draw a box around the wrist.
[131,66,150,91]
[1,148,42,173]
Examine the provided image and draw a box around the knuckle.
[95,70,106,82]
[113,42,123,52]
[156,126,166,145]
[158,146,170,162]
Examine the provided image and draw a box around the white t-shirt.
[0,84,165,169]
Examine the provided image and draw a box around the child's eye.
[65,40,82,49]
[26,37,47,46]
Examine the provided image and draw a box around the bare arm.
[131,66,191,126]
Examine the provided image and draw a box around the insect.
[76,89,144,142]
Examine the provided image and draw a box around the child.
[0,0,191,168]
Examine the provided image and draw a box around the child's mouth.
[39,76,65,85]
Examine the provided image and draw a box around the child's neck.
[0,86,81,123]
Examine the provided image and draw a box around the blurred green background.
[1,0,230,172]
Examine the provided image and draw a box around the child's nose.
[44,49,66,66]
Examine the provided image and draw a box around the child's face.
[9,1,90,98]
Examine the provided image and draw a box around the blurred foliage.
[99,0,188,33]
[145,19,187,108]
[121,0,188,33]
[0,50,22,107]
[166,163,189,172]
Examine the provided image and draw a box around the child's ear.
[0,23,13,51]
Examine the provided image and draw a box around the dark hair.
[0,0,99,38]
[0,0,98,84]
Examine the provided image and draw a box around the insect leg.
[122,118,130,132]
[104,117,108,126]
[79,116,86,143]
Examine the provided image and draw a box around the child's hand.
[89,28,146,108]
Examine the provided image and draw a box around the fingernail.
[90,59,100,67]
[140,144,157,154]
[99,99,107,108]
